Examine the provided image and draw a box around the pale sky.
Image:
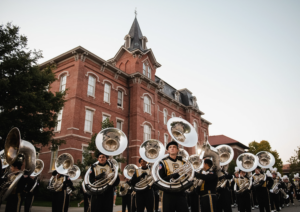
[1,0,299,164]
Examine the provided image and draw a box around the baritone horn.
[84,128,127,194]
[1,127,36,201]
[151,117,197,192]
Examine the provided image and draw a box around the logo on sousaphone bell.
[217,146,231,163]
[238,154,255,169]
[257,152,271,167]
[170,122,191,143]
[102,129,121,152]
[144,140,160,159]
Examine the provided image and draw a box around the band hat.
[166,141,179,150]
[234,167,240,173]
[277,172,281,178]
[266,170,272,177]
[294,173,299,179]
[282,175,288,180]
[271,167,277,175]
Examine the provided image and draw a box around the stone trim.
[140,121,155,131]
[115,86,127,95]
[141,93,155,105]
[57,70,70,79]
[53,134,91,140]
[102,79,115,89]
[85,71,101,82]
[67,127,79,130]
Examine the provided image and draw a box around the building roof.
[127,17,146,52]
[208,135,249,149]
[282,164,290,171]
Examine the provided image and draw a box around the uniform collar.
[168,156,178,162]
[98,162,109,166]
[141,166,148,170]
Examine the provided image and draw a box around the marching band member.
[120,178,133,212]
[253,166,273,212]
[20,175,39,212]
[154,187,160,212]
[50,169,72,212]
[89,152,120,212]
[216,166,233,212]
[159,141,189,212]
[131,158,154,212]
[194,158,218,212]
[269,168,281,212]
[233,170,252,212]
[231,167,240,209]
[293,173,300,201]
[282,175,295,206]
[4,155,33,212]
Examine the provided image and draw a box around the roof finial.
[135,7,137,17]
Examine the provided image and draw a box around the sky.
[1,0,299,164]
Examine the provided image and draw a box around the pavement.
[1,199,300,212]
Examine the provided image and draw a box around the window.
[60,75,67,91]
[144,96,151,114]
[175,91,180,101]
[104,83,111,103]
[194,121,198,134]
[163,109,168,124]
[117,90,123,107]
[102,115,109,122]
[50,149,58,171]
[82,146,88,162]
[55,109,63,131]
[144,125,151,141]
[164,134,168,147]
[142,62,151,79]
[84,109,93,132]
[116,120,122,130]
[87,75,96,97]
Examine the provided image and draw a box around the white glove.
[270,189,273,193]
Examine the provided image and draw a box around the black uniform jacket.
[194,168,218,196]
[131,166,152,193]
[158,156,184,182]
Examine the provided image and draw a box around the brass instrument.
[253,173,266,187]
[152,117,197,193]
[236,153,258,173]
[135,139,165,190]
[256,151,275,169]
[186,155,203,193]
[119,164,137,196]
[1,128,36,201]
[279,188,289,199]
[236,177,251,194]
[66,165,81,195]
[0,150,9,170]
[29,159,44,192]
[84,128,127,194]
[47,153,74,192]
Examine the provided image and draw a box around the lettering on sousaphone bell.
[170,122,190,143]
[102,129,121,152]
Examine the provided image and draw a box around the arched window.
[60,75,67,91]
[143,61,151,79]
[193,121,198,135]
[104,83,111,103]
[87,75,96,97]
[144,96,151,114]
[163,109,168,125]
[144,124,151,141]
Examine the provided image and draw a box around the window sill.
[84,131,93,135]
[144,111,152,115]
[54,131,61,134]
[103,101,111,105]
[117,106,124,110]
[87,94,96,99]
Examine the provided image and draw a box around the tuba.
[236,153,259,173]
[119,164,138,196]
[252,151,274,186]
[216,145,234,189]
[151,117,197,193]
[186,154,203,193]
[134,139,165,190]
[0,128,36,201]
[47,153,74,192]
[29,159,44,192]
[83,128,127,194]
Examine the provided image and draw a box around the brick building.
[38,17,211,180]
[208,135,249,160]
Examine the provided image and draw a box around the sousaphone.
[29,159,44,192]
[119,164,138,196]
[256,151,275,169]
[84,128,127,194]
[236,153,258,172]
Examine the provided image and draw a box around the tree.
[227,160,237,176]
[77,118,126,178]
[0,23,66,151]
[248,140,283,173]
[287,146,300,175]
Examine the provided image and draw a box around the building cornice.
[201,117,212,125]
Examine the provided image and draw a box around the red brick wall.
[39,51,209,180]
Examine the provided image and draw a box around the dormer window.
[124,34,131,48]
[143,61,151,79]
[174,91,180,101]
[142,36,148,50]
[192,96,197,107]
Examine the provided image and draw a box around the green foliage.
[248,140,283,173]
[76,118,126,178]
[227,160,237,175]
[0,23,66,150]
[287,146,300,175]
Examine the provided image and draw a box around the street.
[1,200,299,212]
